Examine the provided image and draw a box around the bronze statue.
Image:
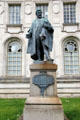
[26,9,54,61]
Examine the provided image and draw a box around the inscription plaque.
[32,72,54,96]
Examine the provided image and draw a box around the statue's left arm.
[43,19,54,33]
[42,19,54,51]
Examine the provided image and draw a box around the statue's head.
[36,9,42,19]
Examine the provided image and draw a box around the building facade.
[0,0,80,97]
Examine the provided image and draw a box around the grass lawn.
[0,99,25,120]
[0,98,80,120]
[61,98,80,120]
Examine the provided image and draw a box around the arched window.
[64,40,79,74]
[7,41,22,76]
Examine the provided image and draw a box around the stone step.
[0,94,29,98]
[57,83,80,88]
[0,88,30,94]
[58,88,80,93]
[58,93,80,97]
[57,79,80,83]
[57,77,80,97]
[0,83,30,98]
[0,83,30,88]
[0,81,80,98]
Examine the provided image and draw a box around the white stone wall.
[0,0,80,78]
[0,0,80,97]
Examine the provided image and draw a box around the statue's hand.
[40,35,46,40]
[26,33,32,38]
[40,27,46,40]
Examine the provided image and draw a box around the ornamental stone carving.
[53,3,60,14]
[0,4,4,15]
[25,4,32,15]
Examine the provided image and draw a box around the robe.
[26,17,54,60]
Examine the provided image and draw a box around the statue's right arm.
[26,29,32,38]
[26,24,33,39]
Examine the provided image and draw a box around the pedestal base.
[23,97,64,120]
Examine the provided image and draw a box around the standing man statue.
[26,9,54,61]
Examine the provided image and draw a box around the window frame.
[63,39,79,75]
[7,39,22,76]
[63,2,76,24]
[8,3,21,25]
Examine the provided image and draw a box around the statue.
[26,9,54,61]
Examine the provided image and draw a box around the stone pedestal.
[23,62,64,120]
[30,62,57,96]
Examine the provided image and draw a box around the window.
[9,5,21,24]
[64,40,79,74]
[36,4,48,18]
[7,40,22,76]
[64,3,76,24]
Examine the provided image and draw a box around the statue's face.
[36,10,42,19]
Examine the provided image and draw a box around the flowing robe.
[26,18,54,60]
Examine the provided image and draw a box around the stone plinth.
[30,62,57,96]
[24,97,64,120]
[23,62,64,120]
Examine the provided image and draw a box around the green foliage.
[0,99,25,120]
[61,98,80,120]
[0,98,80,120]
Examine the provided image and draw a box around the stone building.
[0,0,80,97]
